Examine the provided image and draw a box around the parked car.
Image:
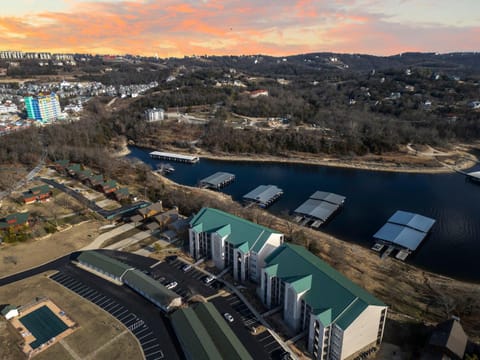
[165,281,178,290]
[203,275,215,284]
[223,313,234,323]
[181,264,192,272]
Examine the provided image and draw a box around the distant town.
[0,48,479,360]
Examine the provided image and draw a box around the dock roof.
[294,199,339,221]
[243,185,283,204]
[310,191,346,205]
[388,210,436,233]
[374,210,435,251]
[149,151,199,162]
[189,207,280,253]
[199,172,235,187]
[467,171,480,180]
[264,243,385,330]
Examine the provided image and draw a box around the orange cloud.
[0,0,478,57]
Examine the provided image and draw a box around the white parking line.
[93,295,107,304]
[70,284,87,292]
[83,289,97,297]
[263,340,278,348]
[111,307,125,317]
[135,327,149,336]
[124,318,137,326]
[141,338,156,346]
[114,309,128,318]
[90,294,103,302]
[108,304,121,312]
[143,344,159,352]
[62,279,78,287]
[98,299,112,307]
[138,332,153,341]
[146,350,163,356]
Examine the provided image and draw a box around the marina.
[199,172,235,189]
[373,210,436,261]
[293,191,346,228]
[243,185,283,208]
[149,151,199,163]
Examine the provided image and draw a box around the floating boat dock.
[372,210,436,261]
[293,190,346,228]
[149,151,199,164]
[199,172,235,189]
[243,185,283,208]
[466,171,480,183]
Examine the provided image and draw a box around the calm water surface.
[128,146,480,282]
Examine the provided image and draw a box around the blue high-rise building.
[24,93,61,123]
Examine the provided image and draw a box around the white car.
[165,281,178,290]
[223,313,234,323]
[203,275,215,284]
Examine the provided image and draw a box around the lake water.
[128,146,480,282]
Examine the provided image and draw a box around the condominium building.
[188,208,284,282]
[24,93,62,122]
[145,107,165,122]
[260,243,387,360]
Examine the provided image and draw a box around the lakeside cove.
[148,169,480,342]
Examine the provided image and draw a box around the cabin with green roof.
[189,207,284,282]
[260,243,387,360]
[170,302,252,360]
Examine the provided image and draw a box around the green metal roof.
[195,302,253,360]
[170,307,223,360]
[115,187,129,195]
[189,208,280,253]
[77,251,132,278]
[54,159,69,167]
[23,185,51,199]
[264,243,385,329]
[122,270,180,308]
[0,212,29,229]
[171,302,252,360]
[101,179,118,188]
[67,164,82,173]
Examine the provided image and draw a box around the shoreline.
[128,143,478,174]
[149,172,480,340]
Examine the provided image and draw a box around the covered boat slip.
[243,185,283,208]
[199,172,235,189]
[373,210,436,261]
[294,191,346,228]
[149,151,199,163]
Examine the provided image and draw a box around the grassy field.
[0,220,103,277]
[0,272,143,360]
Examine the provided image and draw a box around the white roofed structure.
[243,185,283,207]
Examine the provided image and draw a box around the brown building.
[22,185,52,204]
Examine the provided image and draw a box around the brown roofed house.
[138,201,163,219]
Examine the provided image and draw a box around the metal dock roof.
[149,151,199,162]
[388,210,436,233]
[243,185,283,204]
[200,172,235,187]
[467,171,480,180]
[373,210,435,251]
[294,199,339,222]
[373,223,427,251]
[310,191,346,205]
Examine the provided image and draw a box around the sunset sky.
[1,0,479,57]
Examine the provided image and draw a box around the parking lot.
[50,271,168,360]
[224,294,261,330]
[150,257,220,298]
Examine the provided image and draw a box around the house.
[0,212,30,231]
[153,208,178,229]
[67,163,82,177]
[188,208,284,282]
[113,188,129,202]
[422,318,468,360]
[259,243,387,360]
[54,159,69,173]
[1,305,19,320]
[77,169,94,182]
[249,89,269,98]
[98,180,118,194]
[22,185,52,204]
[138,201,163,219]
[86,174,104,188]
